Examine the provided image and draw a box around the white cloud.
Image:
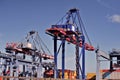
[108,14,120,23]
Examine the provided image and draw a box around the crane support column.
[10,58,13,80]
[54,36,58,78]
[76,34,80,79]
[96,49,100,80]
[110,56,113,70]
[81,35,85,80]
[62,39,65,79]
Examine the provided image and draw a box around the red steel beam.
[46,28,94,51]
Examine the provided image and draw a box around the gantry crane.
[4,30,54,78]
[46,8,94,79]
[6,30,54,60]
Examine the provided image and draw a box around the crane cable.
[77,11,92,46]
[56,14,67,25]
[34,36,44,53]
[37,33,53,56]
[27,31,45,54]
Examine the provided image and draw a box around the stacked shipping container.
[58,69,76,79]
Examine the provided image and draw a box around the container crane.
[6,30,54,60]
[5,30,54,78]
[46,8,94,80]
[110,49,120,70]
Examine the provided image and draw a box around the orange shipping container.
[58,69,76,79]
[86,73,96,80]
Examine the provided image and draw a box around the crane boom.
[46,25,94,51]
[5,31,54,60]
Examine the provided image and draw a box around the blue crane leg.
[54,36,58,78]
[81,35,85,80]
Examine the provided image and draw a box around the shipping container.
[58,69,76,79]
[86,73,96,80]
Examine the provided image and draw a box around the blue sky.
[0,0,120,73]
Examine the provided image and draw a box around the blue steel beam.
[53,37,66,79]
[54,36,58,78]
[81,35,85,80]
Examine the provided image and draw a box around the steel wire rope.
[32,33,45,62]
[37,33,53,56]
[56,14,67,25]
[72,13,77,25]
[77,11,92,46]
[33,34,45,54]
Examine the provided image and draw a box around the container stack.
[58,69,76,79]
